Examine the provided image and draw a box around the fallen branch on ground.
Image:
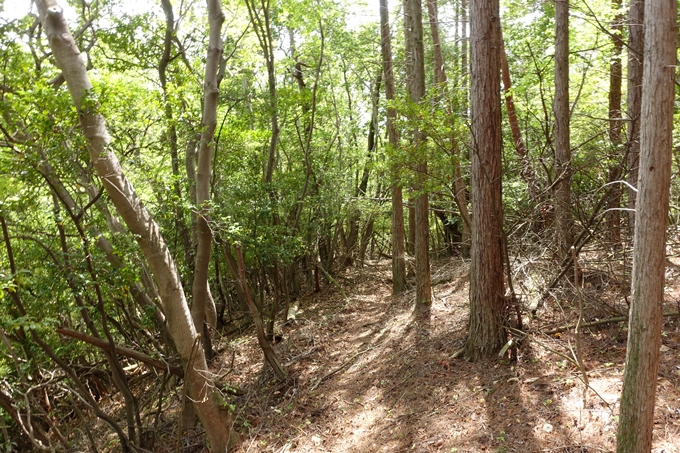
[310,346,374,392]
[541,311,679,335]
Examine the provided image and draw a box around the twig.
[542,312,679,335]
[571,247,589,407]
[310,346,373,392]
[284,347,319,367]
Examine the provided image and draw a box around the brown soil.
[82,255,680,453]
[215,256,680,453]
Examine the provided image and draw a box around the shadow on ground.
[225,258,680,453]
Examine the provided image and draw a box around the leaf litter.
[219,257,680,453]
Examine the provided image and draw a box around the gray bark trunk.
[191,0,224,356]
[36,1,234,450]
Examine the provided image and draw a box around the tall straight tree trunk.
[36,2,234,450]
[605,0,624,245]
[427,0,471,256]
[191,0,224,359]
[464,0,505,361]
[626,0,644,234]
[553,0,573,260]
[405,0,432,317]
[461,0,468,116]
[499,32,540,202]
[616,2,676,451]
[379,0,407,294]
[403,0,416,259]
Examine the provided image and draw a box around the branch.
[56,328,183,377]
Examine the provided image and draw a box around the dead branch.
[56,328,183,378]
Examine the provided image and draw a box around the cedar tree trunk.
[464,0,506,361]
[616,1,676,451]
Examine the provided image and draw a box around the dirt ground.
[80,252,680,453]
[202,255,680,453]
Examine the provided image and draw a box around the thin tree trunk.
[347,71,382,266]
[499,32,540,202]
[191,0,224,360]
[464,0,506,361]
[461,0,468,116]
[553,0,574,260]
[427,0,471,257]
[405,0,432,316]
[35,2,234,450]
[160,0,194,278]
[380,0,407,294]
[234,245,287,380]
[606,0,624,245]
[616,1,676,451]
[626,0,644,234]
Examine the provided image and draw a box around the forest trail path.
[221,257,680,453]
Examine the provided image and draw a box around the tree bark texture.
[626,0,644,233]
[616,1,676,451]
[465,0,506,361]
[553,0,573,260]
[191,0,224,354]
[379,0,407,295]
[35,2,234,450]
[405,0,432,316]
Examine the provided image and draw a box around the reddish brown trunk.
[465,0,506,361]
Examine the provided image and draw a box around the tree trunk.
[626,0,644,234]
[616,1,676,451]
[405,0,432,317]
[427,0,471,257]
[605,0,624,245]
[499,32,540,202]
[160,0,194,280]
[234,245,287,380]
[464,0,506,361]
[379,0,407,294]
[35,2,234,450]
[191,0,224,360]
[407,200,416,255]
[553,0,573,260]
[191,0,224,358]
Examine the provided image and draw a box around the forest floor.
[86,251,680,453]
[211,254,680,453]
